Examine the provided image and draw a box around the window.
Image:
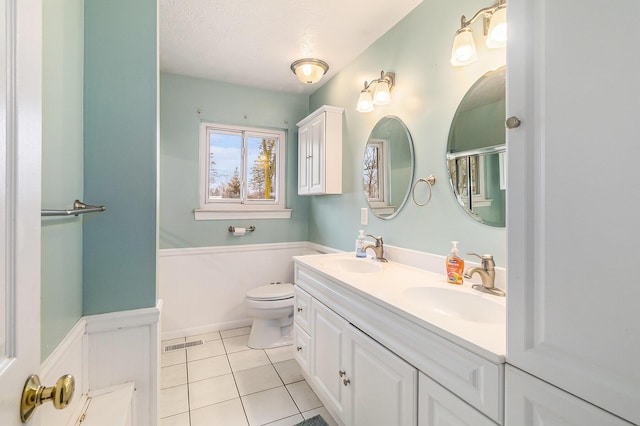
[195,123,291,220]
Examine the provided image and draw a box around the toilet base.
[248,319,293,349]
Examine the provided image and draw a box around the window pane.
[364,145,380,200]
[246,136,277,200]
[209,131,242,200]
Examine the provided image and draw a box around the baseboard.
[161,318,253,341]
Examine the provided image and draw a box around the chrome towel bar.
[41,200,106,217]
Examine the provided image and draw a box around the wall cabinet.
[296,105,343,195]
[507,0,639,424]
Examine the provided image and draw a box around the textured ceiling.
[160,0,423,95]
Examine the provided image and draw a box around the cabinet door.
[345,325,417,426]
[419,373,496,426]
[293,324,311,375]
[297,124,310,194]
[308,113,325,194]
[506,365,633,426]
[507,1,640,423]
[311,300,347,422]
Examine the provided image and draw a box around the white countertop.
[294,252,506,362]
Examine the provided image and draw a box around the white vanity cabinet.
[304,289,417,426]
[419,373,496,426]
[294,260,503,426]
[296,105,343,195]
[507,0,640,424]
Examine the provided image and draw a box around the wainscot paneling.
[158,242,329,339]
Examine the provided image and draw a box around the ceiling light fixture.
[290,58,329,84]
[450,0,507,67]
[356,71,395,113]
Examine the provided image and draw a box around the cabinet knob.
[296,346,302,351]
[297,307,303,312]
[343,378,351,386]
[506,116,521,129]
[338,370,346,377]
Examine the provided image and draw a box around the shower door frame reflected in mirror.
[362,116,415,220]
[446,66,506,227]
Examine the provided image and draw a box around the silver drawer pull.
[296,346,302,351]
[297,307,303,312]
[343,378,351,386]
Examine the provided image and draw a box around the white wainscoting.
[40,304,160,426]
[159,242,329,340]
[40,318,87,426]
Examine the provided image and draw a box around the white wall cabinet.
[507,0,640,424]
[296,105,343,195]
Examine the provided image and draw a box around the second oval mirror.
[446,67,506,227]
[363,116,414,219]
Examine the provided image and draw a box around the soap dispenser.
[355,230,366,258]
[446,241,464,284]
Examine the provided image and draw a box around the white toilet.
[245,283,295,349]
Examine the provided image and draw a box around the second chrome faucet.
[362,235,388,262]
[464,253,505,297]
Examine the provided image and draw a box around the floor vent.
[164,339,204,353]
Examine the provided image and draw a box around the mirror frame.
[363,115,415,220]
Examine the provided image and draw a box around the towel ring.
[412,175,436,206]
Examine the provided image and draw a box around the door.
[308,113,325,194]
[311,300,347,422]
[507,0,640,423]
[297,123,310,194]
[345,325,417,426]
[0,0,43,424]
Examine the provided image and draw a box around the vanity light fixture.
[290,58,329,84]
[450,0,507,67]
[356,70,395,113]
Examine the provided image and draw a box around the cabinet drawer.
[419,373,497,426]
[294,285,312,333]
[293,324,311,375]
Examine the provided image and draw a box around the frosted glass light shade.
[373,81,391,105]
[290,59,329,84]
[450,27,478,66]
[357,89,374,113]
[486,7,507,48]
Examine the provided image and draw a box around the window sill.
[194,208,292,220]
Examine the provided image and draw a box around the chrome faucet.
[362,235,388,262]
[464,253,505,297]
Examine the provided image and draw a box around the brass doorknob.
[20,374,75,422]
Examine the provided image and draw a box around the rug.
[294,414,329,426]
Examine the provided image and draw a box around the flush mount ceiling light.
[356,71,395,113]
[450,0,507,67]
[290,58,329,84]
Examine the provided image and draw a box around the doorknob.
[506,116,521,129]
[20,374,75,422]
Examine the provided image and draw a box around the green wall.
[309,0,507,265]
[41,0,84,359]
[83,0,158,315]
[159,73,310,248]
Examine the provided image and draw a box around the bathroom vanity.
[293,253,505,426]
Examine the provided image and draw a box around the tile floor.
[160,327,338,426]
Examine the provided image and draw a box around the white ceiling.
[159,0,424,95]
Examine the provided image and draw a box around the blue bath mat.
[294,414,329,426]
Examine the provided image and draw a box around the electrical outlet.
[360,208,368,225]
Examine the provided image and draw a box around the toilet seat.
[246,283,294,301]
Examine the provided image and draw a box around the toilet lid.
[246,283,294,301]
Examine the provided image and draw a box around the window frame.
[195,122,291,220]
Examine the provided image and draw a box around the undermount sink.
[333,258,383,274]
[403,287,505,324]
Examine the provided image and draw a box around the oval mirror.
[446,66,506,227]
[363,116,415,219]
